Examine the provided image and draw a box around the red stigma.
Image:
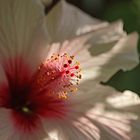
[63,64,68,68]
[70,73,75,77]
[68,60,72,64]
[75,66,79,69]
[66,71,69,74]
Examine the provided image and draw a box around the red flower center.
[0,54,82,133]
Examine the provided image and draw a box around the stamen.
[33,53,82,99]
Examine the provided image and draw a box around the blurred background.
[46,0,140,95]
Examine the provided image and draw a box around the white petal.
[69,83,116,112]
[107,90,140,108]
[44,0,138,84]
[45,0,107,42]
[42,83,140,140]
[46,21,125,60]
[87,108,134,140]
[82,32,139,82]
[0,0,46,70]
[43,119,100,140]
[44,10,138,83]
[68,83,140,140]
[69,82,140,113]
[0,108,47,140]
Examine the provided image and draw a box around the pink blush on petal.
[11,110,40,133]
[29,94,69,119]
[0,55,75,133]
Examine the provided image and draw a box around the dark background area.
[46,0,140,95]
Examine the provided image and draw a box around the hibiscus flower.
[0,0,140,140]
